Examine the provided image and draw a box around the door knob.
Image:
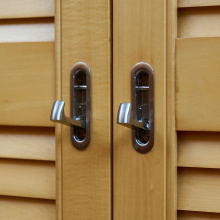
[50,100,85,128]
[50,62,91,150]
[117,62,154,153]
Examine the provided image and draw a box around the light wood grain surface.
[178,7,220,38]
[0,42,55,127]
[178,168,220,213]
[0,1,57,219]
[55,0,62,219]
[113,0,166,219]
[61,0,112,219]
[178,131,220,169]
[176,37,220,131]
[0,196,55,220]
[178,0,220,8]
[178,210,220,220]
[0,18,54,43]
[0,159,55,200]
[0,0,54,19]
[0,126,55,161]
[167,0,177,219]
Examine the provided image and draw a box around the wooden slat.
[178,168,220,213]
[167,0,177,219]
[0,42,55,127]
[178,7,220,38]
[178,0,220,8]
[0,0,54,19]
[0,18,54,42]
[113,0,166,219]
[176,38,220,131]
[61,0,111,219]
[0,196,55,220]
[178,132,220,169]
[0,126,55,161]
[178,210,220,220]
[0,159,55,200]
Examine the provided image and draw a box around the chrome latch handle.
[117,102,149,130]
[50,100,85,128]
[50,62,91,150]
[117,62,154,154]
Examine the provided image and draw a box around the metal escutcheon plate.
[70,62,91,150]
[131,62,154,153]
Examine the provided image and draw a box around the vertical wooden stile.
[167,0,177,219]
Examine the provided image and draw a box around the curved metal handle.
[117,102,149,130]
[50,100,85,128]
[117,62,154,154]
[50,62,91,150]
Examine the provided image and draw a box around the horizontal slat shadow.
[0,126,55,161]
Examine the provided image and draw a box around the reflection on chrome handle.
[117,62,154,154]
[117,102,149,130]
[50,100,85,128]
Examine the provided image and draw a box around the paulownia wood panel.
[0,0,54,19]
[178,0,220,8]
[178,131,220,169]
[0,42,55,127]
[178,210,220,220]
[178,168,220,213]
[0,126,55,161]
[0,159,55,200]
[0,18,54,42]
[113,0,166,219]
[178,7,220,38]
[61,0,111,219]
[176,38,220,131]
[0,196,55,220]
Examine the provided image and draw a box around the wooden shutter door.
[58,0,168,219]
[0,1,56,219]
[176,1,220,219]
[56,0,112,219]
[113,0,166,219]
[5,1,220,220]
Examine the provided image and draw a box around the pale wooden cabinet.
[0,0,220,220]
[0,1,56,219]
[176,2,220,219]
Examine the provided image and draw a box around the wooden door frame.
[55,0,112,219]
[166,0,177,219]
[55,0,178,219]
[55,0,62,219]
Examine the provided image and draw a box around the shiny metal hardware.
[117,62,154,153]
[117,103,150,130]
[50,62,91,150]
[50,100,85,128]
